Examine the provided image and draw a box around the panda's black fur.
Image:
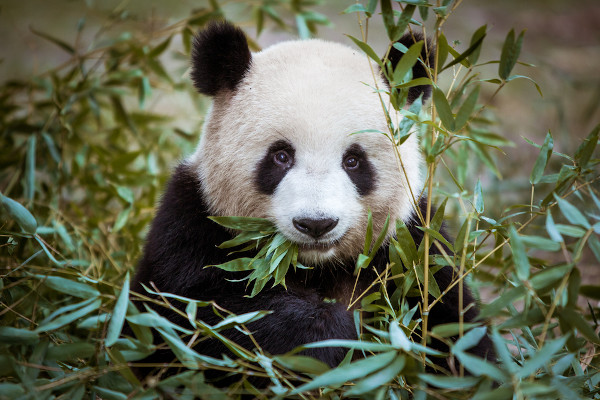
[132,21,494,380]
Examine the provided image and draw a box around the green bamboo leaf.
[508,225,530,281]
[574,123,599,166]
[455,86,480,131]
[441,33,486,72]
[0,193,37,234]
[346,356,406,395]
[30,27,75,54]
[106,272,130,347]
[433,87,456,131]
[207,257,255,272]
[381,0,396,40]
[520,235,561,251]
[0,327,39,344]
[36,298,102,332]
[490,329,518,373]
[342,4,368,14]
[0,383,25,398]
[529,264,572,291]
[208,216,276,232]
[554,194,591,228]
[545,210,563,243]
[112,206,131,233]
[302,339,394,352]
[363,210,373,255]
[468,25,487,65]
[54,221,75,252]
[436,33,449,71]
[47,342,96,361]
[41,132,61,163]
[453,326,488,352]
[432,322,481,338]
[77,313,110,330]
[417,227,454,252]
[389,321,411,351]
[589,236,600,263]
[138,76,152,109]
[274,355,330,374]
[127,311,193,335]
[454,350,506,381]
[429,197,447,233]
[25,136,36,202]
[35,275,100,298]
[530,132,554,184]
[505,75,543,97]
[149,36,172,58]
[468,141,502,178]
[479,286,527,319]
[346,35,383,68]
[473,178,484,214]
[370,215,390,256]
[555,224,586,238]
[556,309,600,344]
[395,220,418,267]
[217,231,269,249]
[291,351,397,394]
[499,29,525,80]
[212,310,270,330]
[392,40,424,84]
[418,374,481,389]
[517,336,568,378]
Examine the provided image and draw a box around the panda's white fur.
[187,39,424,265]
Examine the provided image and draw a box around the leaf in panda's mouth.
[206,216,305,297]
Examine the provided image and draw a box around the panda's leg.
[204,288,356,368]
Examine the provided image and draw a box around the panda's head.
[187,22,432,265]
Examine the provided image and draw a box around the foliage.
[1,0,599,399]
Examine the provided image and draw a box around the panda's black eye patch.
[255,140,295,195]
[343,144,377,196]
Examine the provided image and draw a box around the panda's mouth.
[299,242,335,251]
[296,238,340,253]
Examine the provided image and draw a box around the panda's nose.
[293,217,339,239]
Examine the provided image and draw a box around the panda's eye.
[273,150,292,167]
[344,155,359,170]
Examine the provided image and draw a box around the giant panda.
[132,21,493,378]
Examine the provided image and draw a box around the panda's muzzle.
[292,217,339,239]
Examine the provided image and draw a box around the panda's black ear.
[191,21,252,96]
[386,33,434,103]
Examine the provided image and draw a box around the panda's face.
[189,31,424,265]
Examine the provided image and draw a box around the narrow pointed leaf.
[0,193,37,234]
[433,87,455,131]
[530,132,554,184]
[106,272,130,347]
[508,225,530,280]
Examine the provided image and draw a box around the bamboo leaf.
[291,351,397,394]
[0,193,37,234]
[499,29,525,80]
[346,35,383,68]
[530,132,554,184]
[455,86,480,131]
[508,225,530,281]
[106,272,130,347]
[30,27,75,54]
[25,136,36,202]
[433,87,455,131]
[554,194,591,228]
